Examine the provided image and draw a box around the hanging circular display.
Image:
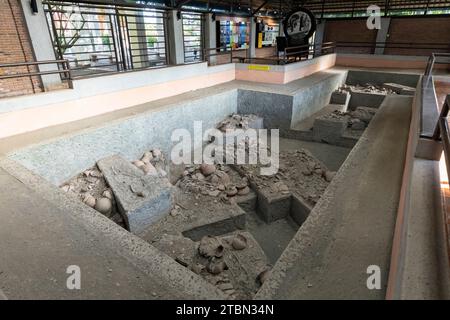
[283,8,317,46]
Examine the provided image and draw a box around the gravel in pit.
[339,83,397,95]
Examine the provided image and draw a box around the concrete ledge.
[0,63,236,138]
[235,54,337,84]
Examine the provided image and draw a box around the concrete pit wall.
[9,89,238,185]
[346,70,420,110]
[8,68,419,186]
[291,71,347,126]
[237,71,348,133]
[255,94,413,299]
[346,70,420,88]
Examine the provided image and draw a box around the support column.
[314,19,326,56]
[374,17,391,55]
[129,13,149,68]
[167,10,185,65]
[20,0,61,90]
[248,17,256,59]
[204,13,216,64]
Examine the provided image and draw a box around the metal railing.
[0,59,73,89]
[435,95,450,142]
[203,42,336,66]
[43,1,168,78]
[425,53,450,78]
[203,46,248,66]
[429,54,450,140]
[283,41,336,62]
[336,41,450,55]
[420,53,450,139]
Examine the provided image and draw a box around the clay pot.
[83,194,96,208]
[198,235,224,258]
[95,197,112,215]
[102,189,113,200]
[210,174,220,184]
[216,171,231,185]
[200,163,216,176]
[314,168,323,175]
[257,268,271,285]
[307,161,316,171]
[226,187,238,197]
[190,263,204,275]
[132,160,145,168]
[152,149,162,158]
[141,155,152,164]
[142,163,158,176]
[207,258,228,275]
[236,180,248,190]
[237,186,250,196]
[231,233,247,250]
[195,172,205,181]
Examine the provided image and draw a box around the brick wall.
[385,17,450,56]
[0,0,42,98]
[323,16,450,56]
[323,19,378,54]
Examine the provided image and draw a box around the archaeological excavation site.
[0,0,450,304]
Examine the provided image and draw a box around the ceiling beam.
[175,0,193,9]
[252,0,269,16]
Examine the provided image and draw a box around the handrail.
[433,95,450,140]
[283,42,336,64]
[421,53,450,139]
[202,42,336,66]
[425,53,450,77]
[0,59,73,89]
[202,46,249,65]
[336,41,450,56]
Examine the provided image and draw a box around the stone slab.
[97,154,173,234]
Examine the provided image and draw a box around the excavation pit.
[3,69,418,299]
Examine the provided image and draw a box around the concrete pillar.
[20,0,62,90]
[129,13,149,68]
[167,10,185,65]
[374,17,391,55]
[278,21,284,36]
[204,13,216,64]
[314,20,326,56]
[248,18,256,59]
